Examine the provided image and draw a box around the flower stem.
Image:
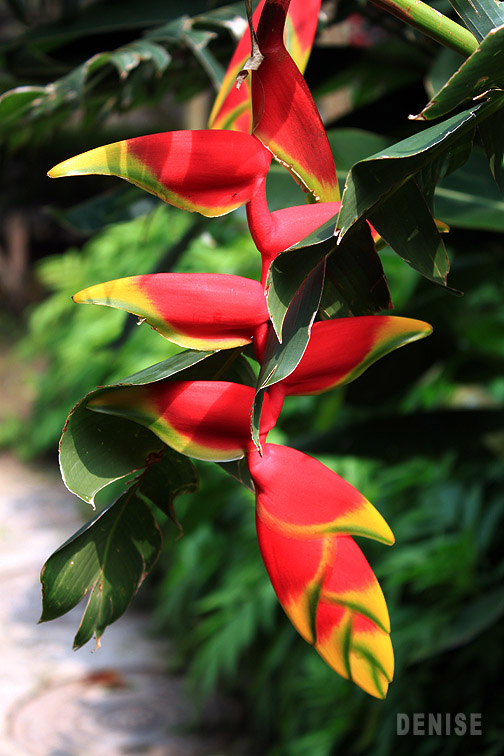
[370,0,478,57]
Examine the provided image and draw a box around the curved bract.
[273,316,433,396]
[252,0,339,202]
[87,380,280,462]
[248,443,394,698]
[73,273,270,350]
[208,0,321,132]
[48,130,272,218]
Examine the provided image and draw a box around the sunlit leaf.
[40,481,163,649]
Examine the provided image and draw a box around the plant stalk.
[370,0,478,57]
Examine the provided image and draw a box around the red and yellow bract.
[208,0,322,132]
[249,443,394,698]
[73,273,270,350]
[261,316,433,396]
[48,130,271,218]
[87,380,281,462]
[251,0,340,202]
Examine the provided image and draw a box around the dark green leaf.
[339,106,482,238]
[0,87,46,129]
[267,240,331,339]
[251,261,325,447]
[418,27,504,120]
[259,261,325,390]
[138,452,198,525]
[320,225,391,318]
[412,586,504,660]
[337,104,496,280]
[116,349,217,385]
[183,27,224,91]
[478,105,504,187]
[40,484,163,649]
[367,177,450,284]
[450,0,504,41]
[218,458,255,492]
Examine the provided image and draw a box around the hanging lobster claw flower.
[248,443,394,698]
[48,130,271,218]
[258,316,433,396]
[87,380,280,463]
[208,0,321,132]
[73,273,270,350]
[251,0,339,202]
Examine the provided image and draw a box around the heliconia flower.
[48,130,271,218]
[208,0,321,132]
[256,316,433,395]
[251,0,340,202]
[72,273,270,350]
[248,443,394,698]
[87,380,282,463]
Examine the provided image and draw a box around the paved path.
[0,454,240,756]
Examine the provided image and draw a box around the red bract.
[248,443,394,698]
[49,130,271,218]
[246,184,340,281]
[209,0,321,132]
[87,380,282,463]
[73,273,270,350]
[252,0,340,202]
[268,316,433,396]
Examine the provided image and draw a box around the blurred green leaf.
[40,482,163,649]
[48,187,159,234]
[435,147,504,229]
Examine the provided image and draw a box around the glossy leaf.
[279,315,432,396]
[417,26,504,120]
[266,238,331,339]
[48,130,271,218]
[249,443,394,698]
[257,259,325,389]
[40,481,162,649]
[338,104,489,281]
[87,380,281,462]
[251,0,340,202]
[251,259,325,449]
[73,273,270,350]
[450,0,504,40]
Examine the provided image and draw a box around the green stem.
[370,0,478,57]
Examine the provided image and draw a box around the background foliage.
[1,0,503,753]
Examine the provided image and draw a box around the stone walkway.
[0,454,241,756]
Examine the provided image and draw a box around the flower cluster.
[49,0,431,698]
